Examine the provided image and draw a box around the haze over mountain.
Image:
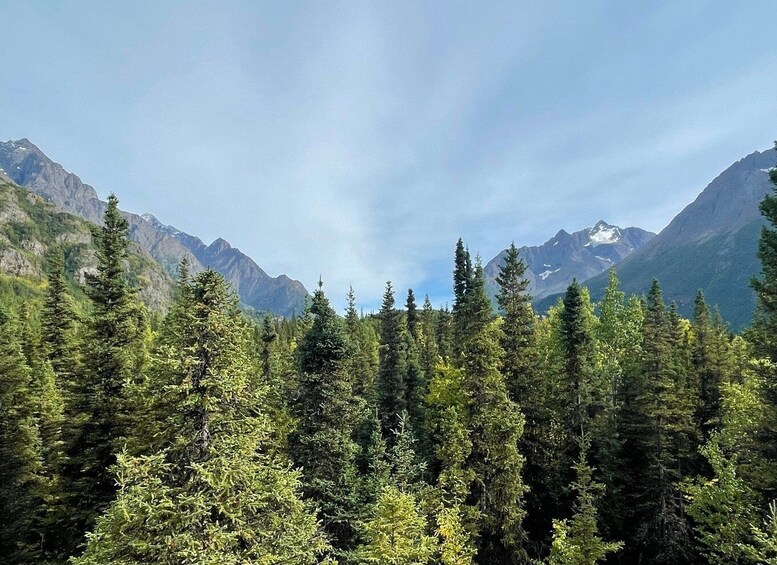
[537,147,777,330]
[0,138,307,317]
[484,221,654,301]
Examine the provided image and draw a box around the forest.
[2,160,777,565]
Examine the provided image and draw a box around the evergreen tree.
[291,280,361,553]
[496,242,535,406]
[406,288,419,341]
[625,280,694,563]
[419,295,440,378]
[460,263,527,563]
[547,437,622,565]
[357,485,437,564]
[60,194,146,552]
[75,270,328,564]
[0,307,45,563]
[41,250,79,383]
[377,282,408,438]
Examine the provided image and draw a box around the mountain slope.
[484,221,654,300]
[0,139,307,316]
[537,148,777,330]
[0,178,174,310]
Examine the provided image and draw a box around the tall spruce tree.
[377,282,408,438]
[625,280,694,563]
[41,250,79,388]
[460,262,528,563]
[291,280,361,554]
[0,307,45,563]
[60,194,145,553]
[75,269,328,564]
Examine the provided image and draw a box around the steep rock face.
[0,180,174,310]
[484,221,655,300]
[538,148,777,330]
[0,139,308,316]
[142,214,308,317]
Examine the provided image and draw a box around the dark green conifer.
[60,194,146,553]
[377,282,407,438]
[291,280,361,553]
[0,307,45,563]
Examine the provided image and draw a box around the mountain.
[484,221,655,301]
[0,177,174,310]
[536,147,777,330]
[0,138,307,317]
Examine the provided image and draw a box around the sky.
[1,1,776,311]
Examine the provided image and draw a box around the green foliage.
[378,281,408,438]
[0,307,46,563]
[291,280,361,552]
[75,269,328,564]
[357,485,437,565]
[548,437,622,565]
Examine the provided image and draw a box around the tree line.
[2,150,777,564]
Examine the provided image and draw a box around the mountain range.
[484,221,655,301]
[536,147,777,330]
[0,139,308,317]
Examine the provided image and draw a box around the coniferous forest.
[3,157,777,565]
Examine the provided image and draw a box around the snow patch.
[595,256,612,262]
[761,168,775,173]
[585,225,620,246]
[539,268,561,280]
[553,240,558,246]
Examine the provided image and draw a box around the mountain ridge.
[484,220,655,301]
[536,147,777,330]
[0,138,308,317]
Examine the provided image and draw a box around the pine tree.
[291,280,361,553]
[75,269,328,564]
[377,282,408,438]
[60,194,147,552]
[0,307,45,563]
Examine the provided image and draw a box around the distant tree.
[377,282,408,438]
[406,288,419,341]
[40,250,79,382]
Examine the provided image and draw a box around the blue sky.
[1,1,776,311]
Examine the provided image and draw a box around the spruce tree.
[75,269,328,564]
[0,307,45,563]
[460,263,528,563]
[496,242,535,403]
[60,194,146,553]
[377,282,408,438]
[291,280,361,553]
[548,436,622,565]
[406,288,419,341]
[41,250,79,388]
